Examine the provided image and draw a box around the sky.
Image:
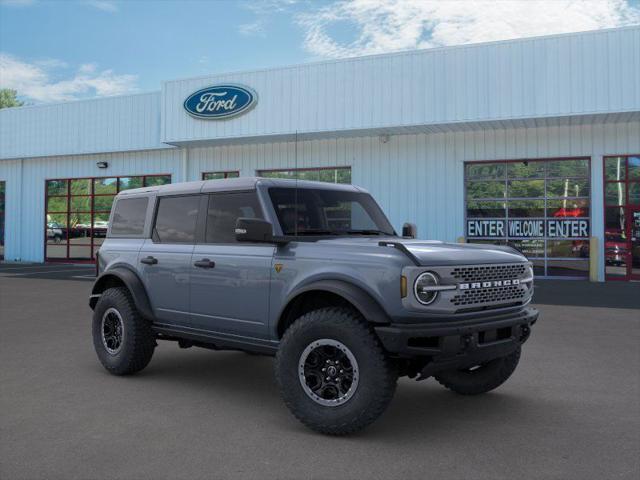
[1,0,639,104]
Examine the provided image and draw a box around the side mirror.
[402,222,417,239]
[235,218,274,243]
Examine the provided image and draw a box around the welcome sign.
[467,219,590,238]
[184,84,257,119]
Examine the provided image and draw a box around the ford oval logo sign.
[183,84,257,120]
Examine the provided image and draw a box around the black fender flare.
[90,267,154,321]
[279,279,390,327]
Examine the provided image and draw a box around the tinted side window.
[110,197,148,236]
[206,192,263,243]
[154,195,200,243]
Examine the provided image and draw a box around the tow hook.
[520,326,531,342]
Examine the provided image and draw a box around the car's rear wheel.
[434,347,521,395]
[275,307,397,435]
[92,287,155,375]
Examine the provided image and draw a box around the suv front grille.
[450,264,527,283]
[451,284,526,307]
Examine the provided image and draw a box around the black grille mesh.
[451,285,526,307]
[451,264,526,283]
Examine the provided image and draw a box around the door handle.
[140,256,158,265]
[194,258,215,269]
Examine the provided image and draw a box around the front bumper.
[375,307,538,376]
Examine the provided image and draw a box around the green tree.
[0,89,24,109]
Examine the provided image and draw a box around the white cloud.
[238,0,299,36]
[83,0,118,13]
[0,53,138,103]
[242,0,298,15]
[78,63,97,74]
[297,0,640,59]
[34,58,69,69]
[238,19,266,36]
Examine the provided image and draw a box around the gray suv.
[90,177,538,435]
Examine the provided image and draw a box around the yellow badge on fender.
[274,263,283,273]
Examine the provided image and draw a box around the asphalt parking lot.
[1,264,639,480]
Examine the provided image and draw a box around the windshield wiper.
[289,229,340,236]
[287,229,392,236]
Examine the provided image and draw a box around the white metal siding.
[2,120,639,273]
[163,27,640,144]
[1,124,638,280]
[2,27,638,161]
[0,92,168,160]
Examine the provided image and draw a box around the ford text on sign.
[467,219,589,238]
[184,84,257,119]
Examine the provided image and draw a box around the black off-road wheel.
[275,307,397,436]
[92,287,155,375]
[434,347,521,395]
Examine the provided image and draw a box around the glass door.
[45,175,171,262]
[464,158,591,278]
[604,155,640,281]
[631,208,640,280]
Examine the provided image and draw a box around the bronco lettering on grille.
[458,279,520,290]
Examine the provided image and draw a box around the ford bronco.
[90,177,538,435]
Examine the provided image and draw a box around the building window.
[257,167,351,184]
[465,158,591,278]
[202,171,240,180]
[603,155,640,280]
[0,181,5,260]
[45,174,171,261]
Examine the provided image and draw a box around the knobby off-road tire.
[434,347,521,395]
[275,307,398,435]
[92,287,155,375]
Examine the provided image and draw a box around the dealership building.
[1,26,639,281]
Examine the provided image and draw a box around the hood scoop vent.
[378,241,421,265]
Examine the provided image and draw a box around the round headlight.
[414,272,440,305]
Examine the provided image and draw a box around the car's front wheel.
[275,307,397,435]
[92,287,155,375]
[434,347,521,395]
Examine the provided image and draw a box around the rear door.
[138,194,201,325]
[189,191,274,338]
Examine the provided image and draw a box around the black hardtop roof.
[116,177,365,197]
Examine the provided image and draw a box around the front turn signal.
[400,275,408,298]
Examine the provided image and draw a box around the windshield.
[268,187,395,237]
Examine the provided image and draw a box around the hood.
[314,237,527,266]
[398,239,526,266]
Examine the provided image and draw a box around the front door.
[189,191,274,339]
